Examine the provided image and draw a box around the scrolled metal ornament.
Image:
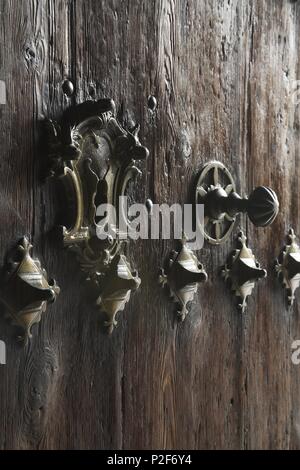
[45,98,148,332]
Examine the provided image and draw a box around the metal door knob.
[204,185,279,226]
[196,161,279,244]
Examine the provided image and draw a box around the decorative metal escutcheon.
[45,98,148,333]
[275,228,300,306]
[159,238,207,321]
[0,237,60,342]
[195,161,279,244]
[221,231,266,313]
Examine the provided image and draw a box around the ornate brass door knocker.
[221,231,266,312]
[45,98,148,332]
[0,237,60,342]
[159,238,207,321]
[275,228,300,306]
[195,161,279,244]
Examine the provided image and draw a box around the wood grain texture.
[0,0,300,450]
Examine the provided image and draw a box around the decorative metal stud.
[221,231,266,312]
[62,79,74,97]
[147,95,157,111]
[195,161,279,244]
[89,253,141,334]
[275,228,300,306]
[0,237,60,342]
[159,238,207,321]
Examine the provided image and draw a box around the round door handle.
[246,186,279,226]
[206,185,279,226]
[196,161,279,244]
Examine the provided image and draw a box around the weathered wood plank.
[0,0,300,450]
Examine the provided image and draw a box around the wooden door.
[1,0,300,450]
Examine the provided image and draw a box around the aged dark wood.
[1,0,300,450]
